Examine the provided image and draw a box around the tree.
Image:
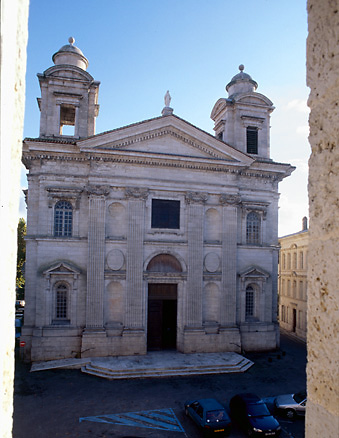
[16,218,26,299]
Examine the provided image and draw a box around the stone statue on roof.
[164,90,171,107]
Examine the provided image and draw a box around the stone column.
[85,185,109,329]
[124,187,148,328]
[220,194,240,326]
[185,192,207,327]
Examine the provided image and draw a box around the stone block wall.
[0,1,29,437]
[306,1,339,437]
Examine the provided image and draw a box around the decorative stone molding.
[219,193,241,205]
[124,186,149,200]
[239,266,269,290]
[85,184,110,196]
[240,115,265,129]
[204,252,220,273]
[42,261,81,326]
[241,200,269,220]
[106,249,125,271]
[185,191,208,205]
[100,127,221,159]
[46,186,83,208]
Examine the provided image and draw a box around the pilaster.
[185,192,207,327]
[85,185,109,329]
[220,194,240,326]
[124,187,149,328]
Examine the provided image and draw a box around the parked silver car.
[274,391,306,419]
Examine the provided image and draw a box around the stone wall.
[0,1,29,437]
[306,1,339,437]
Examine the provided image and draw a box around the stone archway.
[146,254,182,351]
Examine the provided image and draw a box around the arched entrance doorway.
[146,254,182,351]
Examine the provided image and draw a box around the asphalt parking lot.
[13,332,306,438]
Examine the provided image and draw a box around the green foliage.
[16,218,26,299]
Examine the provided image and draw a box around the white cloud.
[284,99,310,113]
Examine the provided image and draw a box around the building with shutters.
[278,217,309,341]
[21,38,294,361]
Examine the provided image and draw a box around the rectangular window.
[298,310,303,329]
[299,281,304,300]
[293,252,297,269]
[300,251,304,269]
[151,199,180,229]
[54,209,64,236]
[56,290,67,319]
[246,127,258,154]
[245,288,254,317]
[59,104,76,136]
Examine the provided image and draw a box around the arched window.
[54,201,73,237]
[246,212,260,244]
[54,283,69,321]
[245,285,254,318]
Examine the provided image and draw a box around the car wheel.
[285,409,296,420]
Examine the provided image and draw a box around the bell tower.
[37,37,100,139]
[210,65,274,159]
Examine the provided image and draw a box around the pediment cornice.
[41,261,81,276]
[88,126,229,160]
[78,114,253,164]
[239,265,270,279]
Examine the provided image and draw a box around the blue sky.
[21,0,309,236]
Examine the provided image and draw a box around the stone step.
[81,357,253,380]
[87,356,248,374]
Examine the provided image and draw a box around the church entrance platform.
[30,351,253,380]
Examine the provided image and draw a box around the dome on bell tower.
[211,64,274,159]
[226,64,258,96]
[52,37,89,70]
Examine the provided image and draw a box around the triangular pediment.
[42,261,81,276]
[239,266,270,279]
[78,115,253,165]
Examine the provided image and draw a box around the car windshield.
[247,403,270,417]
[293,391,306,404]
[206,410,227,422]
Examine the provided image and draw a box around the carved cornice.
[85,185,110,197]
[22,152,288,183]
[124,187,149,200]
[219,194,241,206]
[241,200,270,219]
[46,186,83,208]
[185,191,208,205]
[22,153,246,175]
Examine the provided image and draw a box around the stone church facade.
[21,39,294,362]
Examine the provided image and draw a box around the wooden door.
[147,284,177,351]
